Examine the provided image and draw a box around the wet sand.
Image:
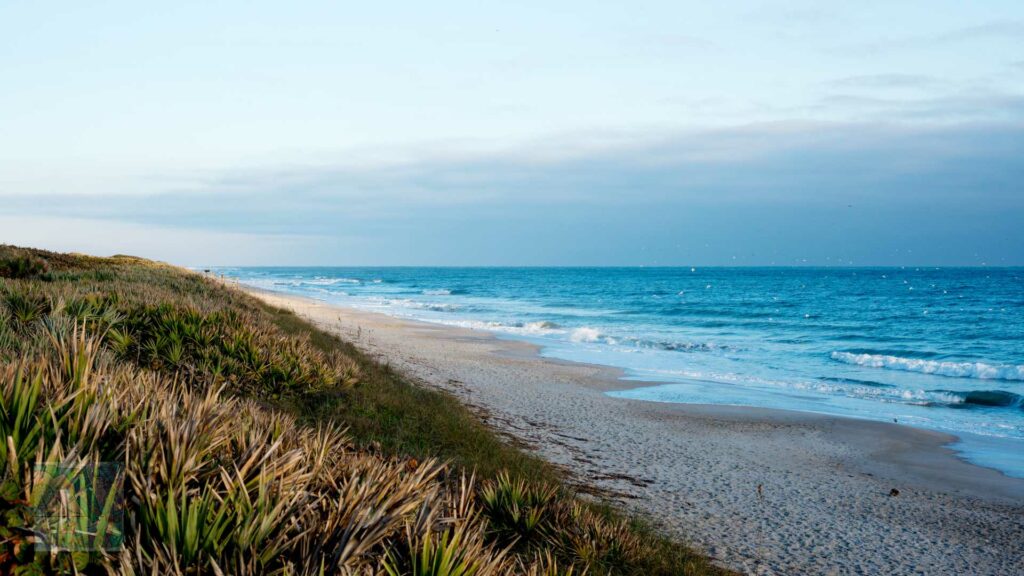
[245,287,1024,575]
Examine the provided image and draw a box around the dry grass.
[0,245,733,575]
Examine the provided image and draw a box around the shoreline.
[241,285,1024,575]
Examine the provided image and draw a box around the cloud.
[5,120,1022,217]
[742,5,847,27]
[806,91,1024,122]
[837,20,1024,55]
[823,74,945,90]
[812,78,1024,124]
[3,119,1022,265]
[649,34,716,49]
[934,21,1024,43]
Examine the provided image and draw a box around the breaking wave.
[830,352,1024,381]
[306,277,362,285]
[421,288,468,296]
[371,298,461,313]
[936,390,1024,410]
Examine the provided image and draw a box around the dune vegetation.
[0,245,730,575]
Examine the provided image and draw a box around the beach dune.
[246,288,1024,575]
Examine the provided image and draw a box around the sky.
[1,1,1022,266]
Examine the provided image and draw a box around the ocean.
[217,266,1024,478]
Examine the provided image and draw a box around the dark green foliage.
[0,254,49,279]
[0,245,358,402]
[0,316,13,356]
[382,523,513,576]
[118,302,358,397]
[3,288,50,324]
[480,473,557,549]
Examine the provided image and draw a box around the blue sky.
[1,1,1022,265]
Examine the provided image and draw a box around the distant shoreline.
[240,283,1024,575]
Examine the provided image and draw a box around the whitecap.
[570,327,603,343]
[830,352,1024,381]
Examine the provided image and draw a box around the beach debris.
[889,488,900,497]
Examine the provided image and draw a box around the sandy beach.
[245,287,1024,575]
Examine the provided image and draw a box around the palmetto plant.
[3,289,49,325]
[105,327,135,358]
[479,473,557,549]
[0,364,47,468]
[545,503,643,572]
[0,331,123,573]
[137,484,233,568]
[62,296,97,321]
[29,456,125,569]
[0,317,13,357]
[383,522,512,576]
[162,333,186,367]
[525,551,588,576]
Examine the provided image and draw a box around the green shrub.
[545,503,643,573]
[0,254,50,279]
[3,288,50,324]
[480,473,557,550]
[116,303,360,397]
[0,316,12,356]
[526,551,587,576]
[383,523,512,576]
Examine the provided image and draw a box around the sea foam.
[570,327,604,343]
[830,352,1024,381]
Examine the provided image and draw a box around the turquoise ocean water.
[217,267,1024,478]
